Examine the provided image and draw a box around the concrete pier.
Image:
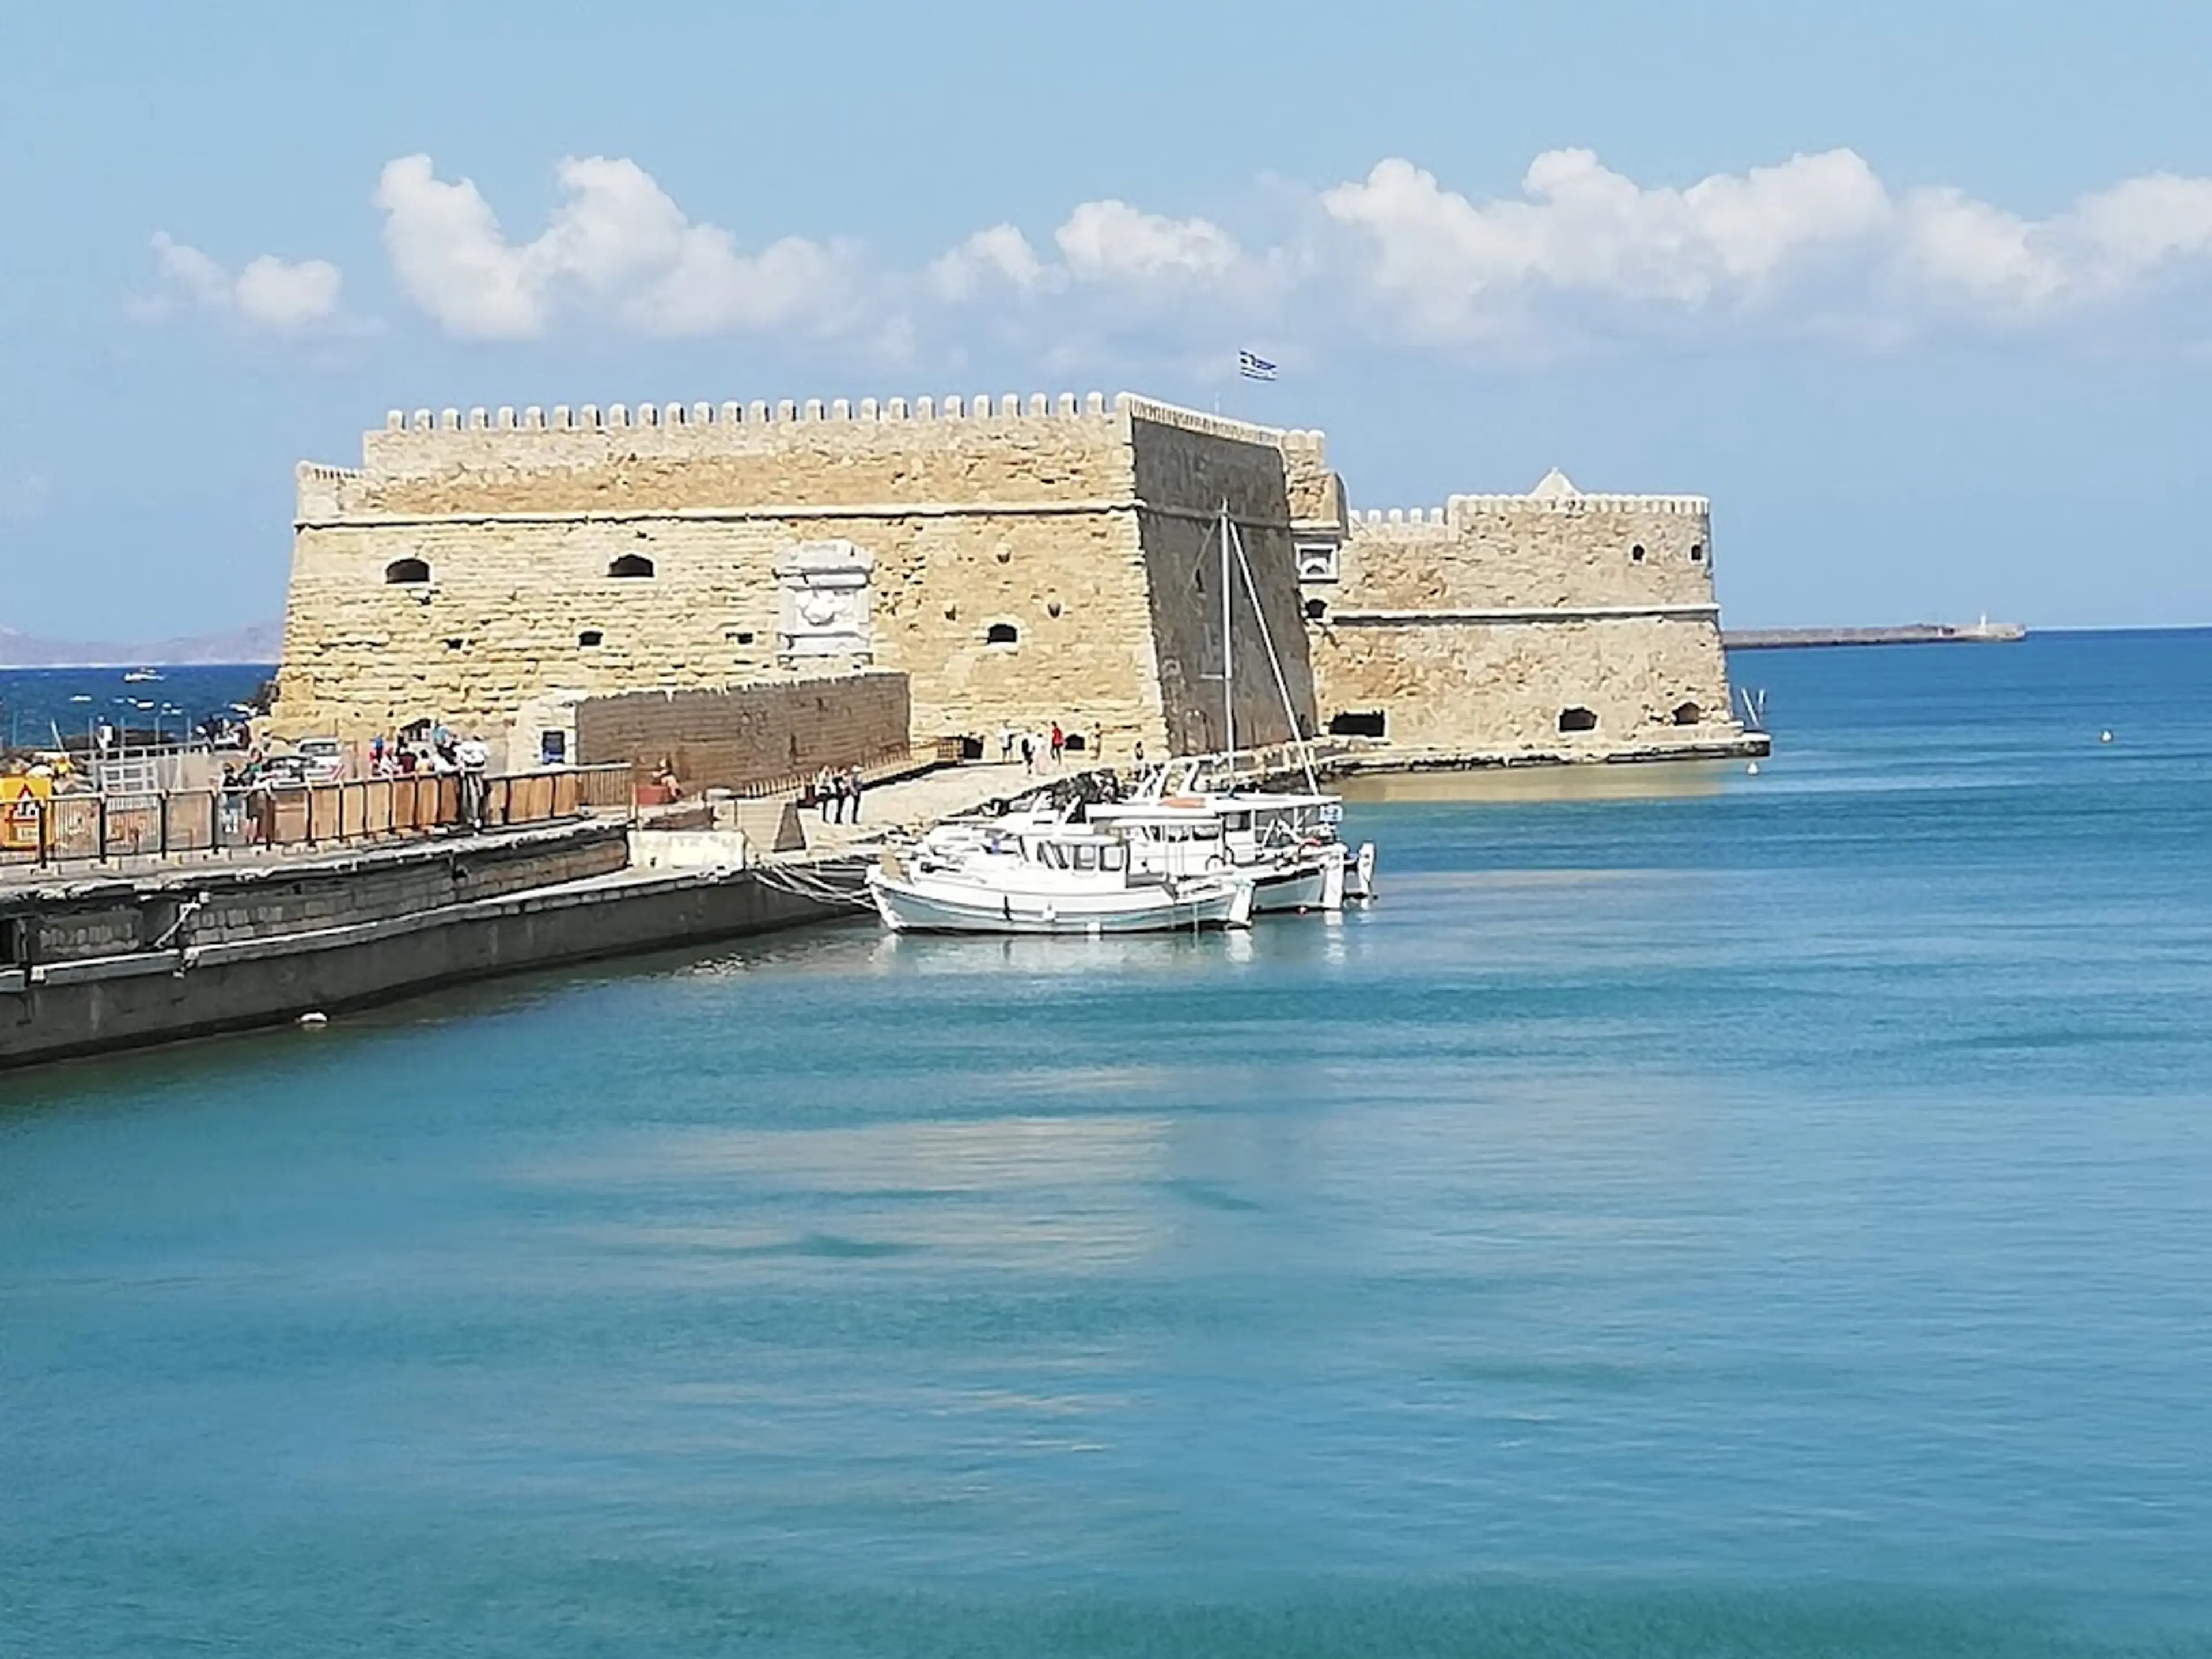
[0,820,844,1069]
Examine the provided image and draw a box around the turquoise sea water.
[4,631,2211,1657]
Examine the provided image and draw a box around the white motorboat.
[1085,793,1349,912]
[866,819,1253,935]
[1093,757,1377,911]
[1094,501,1377,911]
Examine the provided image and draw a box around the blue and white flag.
[1237,350,1278,382]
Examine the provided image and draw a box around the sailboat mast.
[1220,499,1234,770]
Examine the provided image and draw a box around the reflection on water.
[6,632,2212,1656]
[1336,759,1738,804]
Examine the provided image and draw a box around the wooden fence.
[1,764,634,870]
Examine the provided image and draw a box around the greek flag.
[1237,350,1278,382]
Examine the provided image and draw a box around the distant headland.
[0,620,281,669]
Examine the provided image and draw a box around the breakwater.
[0,820,844,1068]
[1725,622,2026,649]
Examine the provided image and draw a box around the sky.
[3,0,2211,639]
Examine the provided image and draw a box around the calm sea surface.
[4,631,2211,1657]
[0,663,272,750]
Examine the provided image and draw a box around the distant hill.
[0,619,283,668]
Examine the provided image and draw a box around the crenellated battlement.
[276,382,1736,770]
[364,391,1325,467]
[1348,493,1709,535]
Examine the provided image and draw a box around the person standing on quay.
[456,732,490,830]
[1020,733,1036,776]
[998,725,1014,763]
[846,764,864,824]
[1050,722,1065,767]
[815,766,835,823]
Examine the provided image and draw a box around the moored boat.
[1094,756,1377,911]
[866,819,1253,935]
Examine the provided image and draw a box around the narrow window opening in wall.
[578,630,604,647]
[1690,543,1706,562]
[1303,597,1328,622]
[734,630,755,645]
[540,729,568,766]
[986,622,1018,646]
[1328,710,1387,738]
[1673,701,1703,726]
[384,557,430,585]
[1192,563,1206,594]
[1296,541,1340,582]
[1559,706,1599,733]
[1630,544,1645,563]
[608,554,656,578]
[442,637,464,652]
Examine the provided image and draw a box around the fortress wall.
[276,391,1744,771]
[274,395,1201,760]
[1278,435,1345,532]
[874,504,1162,759]
[1130,418,1319,754]
[576,672,911,789]
[275,516,797,744]
[1307,489,1737,753]
[1310,614,1734,752]
[1339,495,1715,611]
[354,394,1137,509]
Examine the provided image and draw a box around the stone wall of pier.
[575,672,912,790]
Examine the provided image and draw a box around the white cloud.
[2056,172,2212,291]
[338,147,2212,361]
[233,254,345,330]
[1054,199,1240,284]
[135,232,342,331]
[1322,148,2212,345]
[1895,188,2062,314]
[929,224,1050,302]
[374,156,540,338]
[376,153,855,339]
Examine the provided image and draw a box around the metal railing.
[716,745,920,803]
[1,764,635,871]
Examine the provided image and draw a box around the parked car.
[253,754,319,790]
[294,737,348,783]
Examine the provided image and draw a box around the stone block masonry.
[274,394,1750,771]
[576,672,911,790]
[1305,469,1748,755]
[275,393,1323,768]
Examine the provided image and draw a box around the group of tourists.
[363,727,489,786]
[998,721,1078,775]
[811,764,869,824]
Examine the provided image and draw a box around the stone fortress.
[272,391,1752,772]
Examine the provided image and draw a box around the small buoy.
[297,1011,329,1029]
[2100,730,2113,744]
[1746,761,1760,775]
